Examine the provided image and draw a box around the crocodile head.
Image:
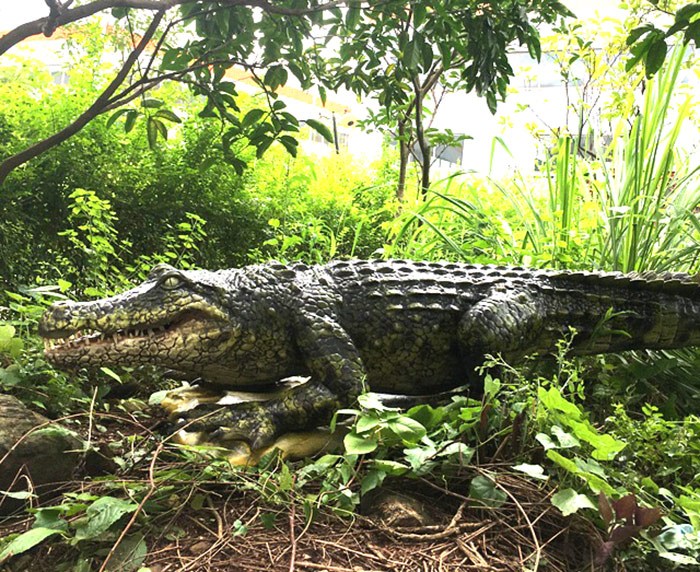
[38,264,245,382]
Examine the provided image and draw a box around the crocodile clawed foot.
[175,402,278,450]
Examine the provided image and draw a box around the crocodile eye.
[160,275,184,290]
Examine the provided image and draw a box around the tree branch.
[0,10,165,185]
[0,0,350,57]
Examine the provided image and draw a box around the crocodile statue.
[38,259,700,449]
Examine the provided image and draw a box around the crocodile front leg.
[458,284,545,359]
[179,305,366,450]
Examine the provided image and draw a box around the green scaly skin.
[39,260,700,449]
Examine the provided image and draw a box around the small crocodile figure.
[39,260,700,448]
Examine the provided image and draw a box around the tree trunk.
[396,120,409,203]
[412,77,430,198]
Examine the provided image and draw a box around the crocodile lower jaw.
[42,313,213,366]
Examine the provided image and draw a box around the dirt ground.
[0,409,601,572]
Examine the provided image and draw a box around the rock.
[0,394,83,514]
[361,489,434,528]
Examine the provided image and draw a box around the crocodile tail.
[546,269,700,353]
[549,269,700,297]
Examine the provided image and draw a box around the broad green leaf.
[402,38,421,71]
[535,432,558,450]
[345,4,360,29]
[105,534,147,572]
[625,24,654,46]
[483,374,500,399]
[538,387,581,419]
[0,528,62,563]
[141,98,163,109]
[152,118,168,140]
[551,489,596,516]
[358,393,393,411]
[279,135,298,157]
[146,118,158,149]
[242,109,266,129]
[343,430,377,454]
[154,109,181,123]
[685,19,700,44]
[360,468,385,496]
[513,463,548,481]
[676,3,700,22]
[645,39,668,77]
[386,416,426,443]
[305,119,333,143]
[403,442,436,471]
[371,459,409,476]
[356,413,382,433]
[0,366,20,387]
[0,325,15,349]
[73,496,138,541]
[552,425,581,448]
[437,442,474,464]
[106,108,130,130]
[469,475,507,507]
[278,463,293,491]
[123,110,137,133]
[255,136,273,159]
[546,450,579,474]
[567,420,626,460]
[1,490,36,500]
[100,367,122,383]
[407,404,444,429]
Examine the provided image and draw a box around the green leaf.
[685,19,700,44]
[538,387,582,419]
[73,497,138,541]
[407,404,444,429]
[676,3,700,22]
[568,420,626,460]
[263,66,288,89]
[386,416,427,444]
[343,430,378,454]
[513,463,548,481]
[106,108,130,130]
[356,413,382,433]
[1,490,36,500]
[360,468,385,496]
[469,475,507,507]
[124,110,138,133]
[100,367,122,383]
[485,91,497,114]
[402,38,421,71]
[551,425,581,448]
[551,488,596,516]
[278,463,294,491]
[305,119,333,143]
[645,39,668,77]
[141,98,163,109]
[146,118,158,149]
[0,528,62,563]
[345,4,361,29]
[483,374,500,399]
[242,109,266,129]
[255,136,273,159]
[626,25,654,46]
[0,324,16,346]
[152,118,168,140]
[403,442,437,472]
[154,109,181,123]
[105,534,147,572]
[371,459,409,476]
[279,135,298,157]
[0,366,22,387]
